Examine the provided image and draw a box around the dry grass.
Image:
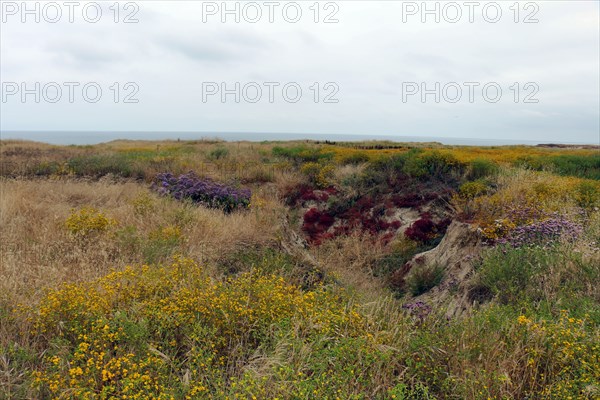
[311,232,389,302]
[0,178,284,309]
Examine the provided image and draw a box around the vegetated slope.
[1,140,599,399]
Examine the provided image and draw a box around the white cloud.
[0,0,598,144]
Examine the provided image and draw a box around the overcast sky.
[1,0,599,143]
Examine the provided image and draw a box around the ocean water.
[0,130,591,146]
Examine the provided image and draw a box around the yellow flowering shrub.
[479,218,518,242]
[148,225,182,242]
[459,170,600,241]
[54,161,75,177]
[249,193,267,210]
[300,162,335,188]
[322,144,595,168]
[459,180,488,199]
[517,312,600,398]
[29,257,368,398]
[574,181,600,209]
[64,207,117,237]
[131,191,156,216]
[330,147,371,165]
[437,146,598,164]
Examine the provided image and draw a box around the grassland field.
[1,139,599,399]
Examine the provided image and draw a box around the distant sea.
[0,131,594,146]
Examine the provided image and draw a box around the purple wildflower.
[402,301,432,322]
[497,213,583,248]
[153,171,251,213]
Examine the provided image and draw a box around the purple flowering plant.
[153,171,251,213]
[497,213,583,248]
[402,301,432,323]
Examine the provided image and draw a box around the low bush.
[64,207,117,237]
[467,158,499,180]
[272,145,333,164]
[302,208,336,244]
[130,191,156,217]
[497,214,582,248]
[404,213,451,245]
[300,162,335,188]
[143,225,183,264]
[337,151,370,165]
[575,181,600,209]
[472,235,598,309]
[475,246,549,304]
[459,180,488,199]
[407,264,445,296]
[66,154,145,179]
[154,171,250,212]
[374,238,425,278]
[404,151,465,182]
[208,146,229,160]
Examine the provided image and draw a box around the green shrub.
[404,151,464,181]
[130,191,156,216]
[515,154,600,180]
[467,158,499,180]
[142,225,182,264]
[459,180,488,199]
[548,154,600,180]
[473,220,600,318]
[375,239,429,279]
[338,151,370,165]
[272,145,333,164]
[356,149,422,191]
[31,161,62,176]
[300,162,335,188]
[66,154,145,178]
[407,264,445,296]
[114,225,142,257]
[208,146,229,160]
[390,149,422,171]
[574,181,599,208]
[474,246,549,304]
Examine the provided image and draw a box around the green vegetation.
[209,146,229,160]
[1,139,599,399]
[407,263,445,296]
[272,144,333,164]
[516,153,600,180]
[467,158,500,180]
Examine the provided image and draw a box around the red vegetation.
[392,192,438,208]
[291,181,453,246]
[302,196,403,245]
[286,184,337,206]
[302,208,336,245]
[405,213,451,244]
